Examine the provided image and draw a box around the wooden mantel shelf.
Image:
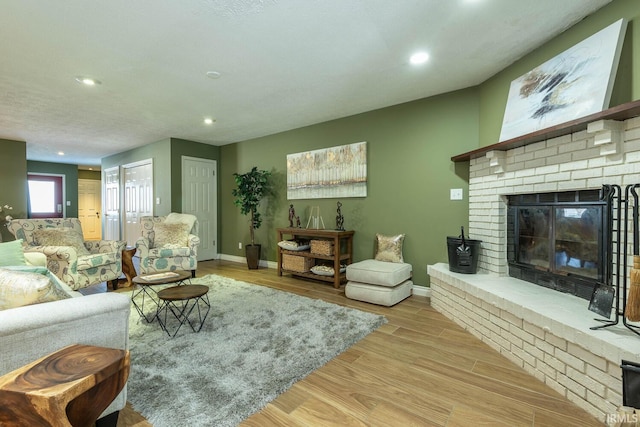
[452,99,640,163]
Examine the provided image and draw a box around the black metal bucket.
[621,360,640,409]
[447,227,481,274]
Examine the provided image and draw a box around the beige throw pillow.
[0,268,70,310]
[164,213,196,232]
[153,223,190,248]
[32,228,90,256]
[374,233,405,263]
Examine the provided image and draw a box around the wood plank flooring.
[110,260,604,426]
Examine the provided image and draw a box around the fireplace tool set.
[590,184,640,336]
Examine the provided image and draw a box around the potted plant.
[232,167,271,269]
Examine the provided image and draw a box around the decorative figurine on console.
[288,204,296,227]
[335,201,345,231]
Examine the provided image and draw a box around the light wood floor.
[109,260,604,426]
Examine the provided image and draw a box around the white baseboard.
[218,253,277,269]
[412,286,431,297]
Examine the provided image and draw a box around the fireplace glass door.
[517,207,551,270]
[554,207,601,279]
[508,190,608,299]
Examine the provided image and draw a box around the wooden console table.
[0,344,130,427]
[277,228,354,288]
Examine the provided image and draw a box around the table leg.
[131,285,161,323]
[157,294,211,337]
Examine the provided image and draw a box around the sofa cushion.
[346,259,412,287]
[153,223,190,248]
[374,233,405,263]
[0,268,70,310]
[345,279,413,306]
[0,239,26,267]
[32,228,90,256]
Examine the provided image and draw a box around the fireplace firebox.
[507,189,610,300]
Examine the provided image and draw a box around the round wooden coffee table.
[156,284,210,337]
[131,270,191,323]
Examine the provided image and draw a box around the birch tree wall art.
[287,142,367,200]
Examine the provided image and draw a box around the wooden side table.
[0,344,129,427]
[121,247,138,287]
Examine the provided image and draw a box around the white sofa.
[0,266,131,425]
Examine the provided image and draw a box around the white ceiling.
[0,0,612,167]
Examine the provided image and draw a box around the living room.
[1,1,640,425]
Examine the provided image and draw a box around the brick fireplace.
[428,108,640,424]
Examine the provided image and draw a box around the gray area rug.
[127,274,386,427]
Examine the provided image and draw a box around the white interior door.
[182,156,217,260]
[103,167,120,241]
[123,161,153,247]
[78,179,102,240]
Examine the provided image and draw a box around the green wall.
[169,138,221,212]
[0,139,27,242]
[221,89,478,286]
[479,0,640,148]
[27,161,79,218]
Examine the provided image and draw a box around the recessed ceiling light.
[409,51,429,65]
[206,71,221,79]
[204,118,215,125]
[75,76,101,86]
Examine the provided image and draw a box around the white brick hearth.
[428,114,640,424]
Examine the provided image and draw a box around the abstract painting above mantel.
[499,18,627,142]
[287,141,367,200]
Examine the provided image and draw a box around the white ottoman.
[345,259,413,306]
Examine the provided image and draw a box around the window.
[28,174,64,218]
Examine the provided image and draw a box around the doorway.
[182,156,217,260]
[123,160,153,247]
[78,179,102,240]
[27,174,64,218]
[103,167,120,241]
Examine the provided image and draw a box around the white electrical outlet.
[450,188,463,200]
[238,242,242,250]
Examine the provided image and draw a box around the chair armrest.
[0,293,130,371]
[135,237,151,256]
[85,240,127,254]
[24,252,47,267]
[188,234,200,256]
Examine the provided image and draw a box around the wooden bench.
[0,344,129,427]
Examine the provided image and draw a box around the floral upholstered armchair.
[136,213,200,278]
[7,218,126,290]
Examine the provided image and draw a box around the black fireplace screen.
[508,190,607,300]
